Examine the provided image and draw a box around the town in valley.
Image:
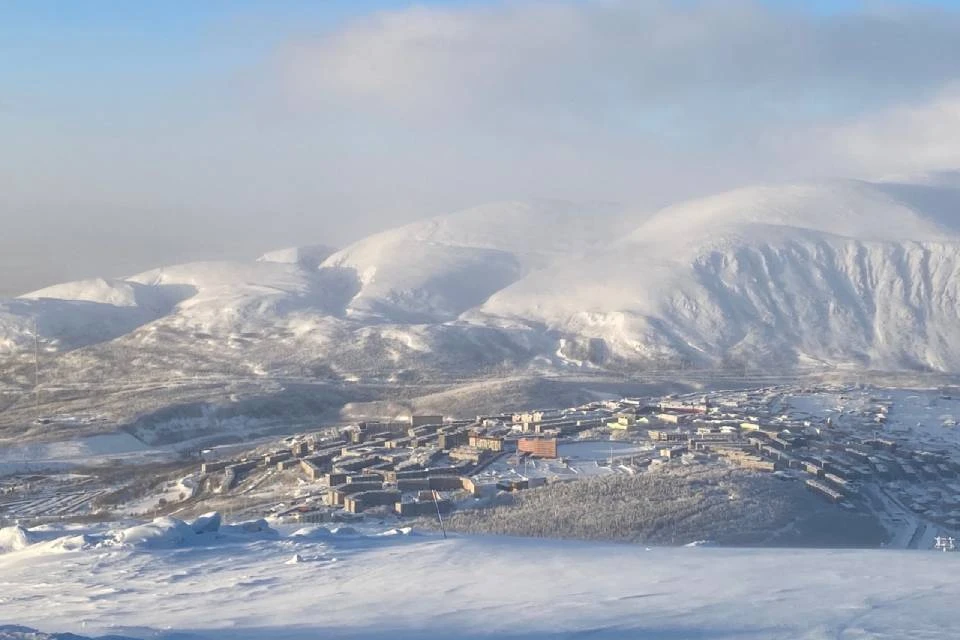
[4,382,960,550]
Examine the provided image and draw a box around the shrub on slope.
[436,465,884,547]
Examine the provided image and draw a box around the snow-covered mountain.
[474,180,960,371]
[6,179,960,377]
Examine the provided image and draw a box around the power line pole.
[432,490,447,539]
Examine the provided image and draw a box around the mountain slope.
[320,200,628,322]
[5,181,960,379]
[474,180,960,370]
[1,277,196,352]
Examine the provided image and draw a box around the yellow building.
[468,434,504,451]
[607,414,636,430]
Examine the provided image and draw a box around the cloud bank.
[4,0,960,294]
[280,0,960,176]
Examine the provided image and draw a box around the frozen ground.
[786,388,960,449]
[556,440,649,461]
[0,432,173,475]
[0,516,958,640]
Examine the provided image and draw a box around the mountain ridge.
[4,180,960,376]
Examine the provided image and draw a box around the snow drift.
[0,526,34,553]
[108,513,276,549]
[2,523,960,640]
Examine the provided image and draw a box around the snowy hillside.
[475,180,960,370]
[0,277,193,352]
[319,200,628,322]
[1,518,958,639]
[257,244,336,268]
[5,181,960,378]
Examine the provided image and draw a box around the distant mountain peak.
[257,244,337,269]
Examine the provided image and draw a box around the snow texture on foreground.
[1,516,959,639]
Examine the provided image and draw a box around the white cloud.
[823,88,960,178]
[269,0,960,210]
[6,1,960,294]
[280,0,960,130]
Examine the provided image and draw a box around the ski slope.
[0,517,957,639]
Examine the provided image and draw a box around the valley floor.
[1,522,958,640]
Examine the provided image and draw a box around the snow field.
[0,515,959,639]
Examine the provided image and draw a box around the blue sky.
[2,0,956,89]
[2,0,960,294]
[0,1,467,111]
[2,0,957,117]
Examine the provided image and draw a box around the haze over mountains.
[5,175,960,379]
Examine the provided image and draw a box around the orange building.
[518,437,558,459]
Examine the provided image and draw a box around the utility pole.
[432,490,447,539]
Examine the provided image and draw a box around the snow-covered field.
[786,388,960,448]
[477,440,652,483]
[0,516,958,640]
[0,432,171,475]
